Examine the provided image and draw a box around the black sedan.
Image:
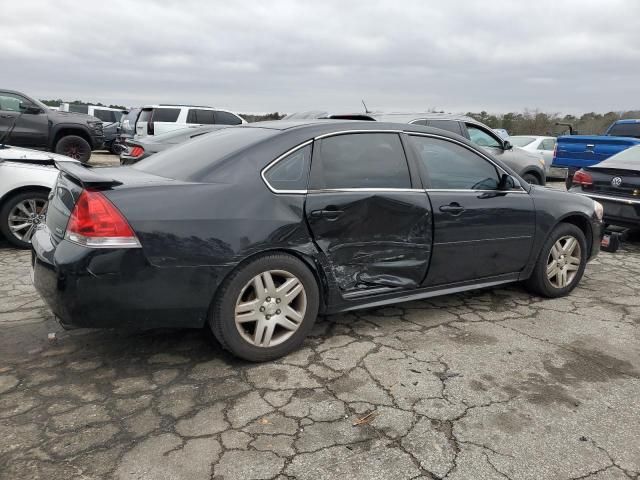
[32,121,603,361]
[569,145,640,229]
[119,125,227,165]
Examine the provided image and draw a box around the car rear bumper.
[31,226,221,330]
[576,192,640,229]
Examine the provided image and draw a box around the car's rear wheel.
[55,135,91,163]
[522,172,541,185]
[209,253,320,361]
[524,223,587,297]
[0,190,49,248]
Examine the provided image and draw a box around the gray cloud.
[1,0,639,114]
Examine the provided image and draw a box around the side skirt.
[328,273,520,314]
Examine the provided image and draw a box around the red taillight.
[130,146,144,158]
[552,144,558,162]
[65,190,140,248]
[572,169,593,186]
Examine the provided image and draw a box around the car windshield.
[132,126,277,181]
[509,136,536,147]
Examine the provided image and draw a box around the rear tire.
[209,253,320,362]
[55,135,91,163]
[0,190,49,249]
[524,223,588,298]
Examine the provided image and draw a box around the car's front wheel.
[55,135,92,163]
[210,253,320,361]
[524,223,588,297]
[0,190,49,248]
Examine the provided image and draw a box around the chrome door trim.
[577,192,640,205]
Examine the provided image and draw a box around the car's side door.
[0,92,48,147]
[407,133,535,286]
[304,132,432,294]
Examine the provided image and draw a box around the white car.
[508,136,557,177]
[0,146,75,248]
[135,105,246,138]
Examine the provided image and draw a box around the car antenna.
[362,99,371,114]
[0,110,25,149]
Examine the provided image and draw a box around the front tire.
[522,173,541,185]
[209,253,320,361]
[0,190,49,248]
[524,223,587,298]
[55,135,92,163]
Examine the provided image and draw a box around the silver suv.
[284,111,546,185]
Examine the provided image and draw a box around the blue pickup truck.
[553,119,640,185]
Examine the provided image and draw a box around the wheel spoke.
[546,260,558,276]
[276,277,299,296]
[563,237,577,255]
[277,316,299,331]
[284,283,303,304]
[550,244,561,260]
[16,203,31,216]
[22,224,36,241]
[558,268,568,287]
[9,222,30,232]
[261,322,276,346]
[252,275,267,301]
[253,319,267,345]
[261,271,277,297]
[284,305,303,323]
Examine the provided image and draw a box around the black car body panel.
[569,146,640,228]
[32,121,602,331]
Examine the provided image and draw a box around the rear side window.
[215,110,242,125]
[152,108,180,123]
[312,133,411,189]
[540,138,556,150]
[427,120,463,136]
[187,109,216,124]
[132,127,276,181]
[263,144,312,192]
[510,136,536,147]
[410,135,500,190]
[93,109,117,123]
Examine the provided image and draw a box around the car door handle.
[0,114,13,118]
[439,203,465,215]
[310,208,344,219]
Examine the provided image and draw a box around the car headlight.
[539,158,546,167]
[593,200,604,221]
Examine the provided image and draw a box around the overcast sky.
[2,0,639,114]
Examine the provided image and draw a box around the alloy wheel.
[234,269,307,348]
[546,235,582,288]
[8,199,47,243]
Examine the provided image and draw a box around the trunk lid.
[46,163,178,245]
[585,166,640,199]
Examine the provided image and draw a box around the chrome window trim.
[308,188,424,194]
[313,129,403,140]
[407,132,527,193]
[424,189,528,194]
[577,192,640,205]
[261,140,313,194]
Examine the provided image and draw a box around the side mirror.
[503,140,513,150]
[21,104,42,114]
[498,173,518,190]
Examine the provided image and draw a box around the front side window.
[466,125,502,148]
[264,144,312,191]
[0,93,30,112]
[313,133,411,189]
[410,136,501,190]
[215,110,243,125]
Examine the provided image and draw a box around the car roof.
[284,110,491,128]
[510,135,555,139]
[614,119,640,124]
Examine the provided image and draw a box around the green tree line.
[466,109,640,136]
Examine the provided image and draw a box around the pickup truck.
[0,90,104,163]
[553,119,640,186]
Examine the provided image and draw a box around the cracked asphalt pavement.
[1,177,639,479]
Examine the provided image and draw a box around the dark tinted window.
[93,109,117,123]
[466,125,502,148]
[428,120,462,135]
[264,144,312,191]
[187,109,216,124]
[132,127,276,181]
[410,136,500,190]
[607,123,640,138]
[214,110,242,125]
[152,108,180,122]
[314,133,410,189]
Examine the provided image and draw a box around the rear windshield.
[138,109,152,123]
[132,127,276,181]
[509,136,536,147]
[607,122,640,138]
[597,145,640,168]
